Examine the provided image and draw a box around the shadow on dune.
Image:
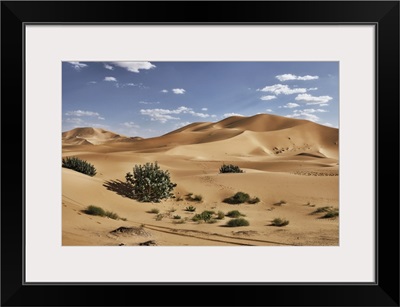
[103,179,134,198]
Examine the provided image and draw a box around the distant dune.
[62,127,142,145]
[62,114,339,246]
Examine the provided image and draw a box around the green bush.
[173,215,181,220]
[84,206,123,220]
[226,218,250,227]
[62,156,97,176]
[147,208,160,214]
[217,211,225,220]
[270,218,289,227]
[185,205,196,212]
[226,210,245,218]
[223,192,250,204]
[125,162,177,202]
[273,200,287,206]
[192,211,213,222]
[186,193,203,202]
[312,206,333,214]
[322,210,339,218]
[219,164,244,173]
[84,205,105,216]
[248,197,260,204]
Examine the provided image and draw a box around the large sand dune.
[62,114,339,246]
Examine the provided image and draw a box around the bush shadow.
[103,179,134,198]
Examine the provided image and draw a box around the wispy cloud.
[295,93,333,105]
[172,88,186,94]
[68,61,88,70]
[122,121,140,128]
[201,107,208,111]
[161,89,168,93]
[259,84,307,95]
[104,76,117,82]
[139,101,160,105]
[260,95,276,101]
[302,108,328,113]
[322,122,334,127]
[112,61,156,73]
[223,113,244,118]
[285,109,327,122]
[283,103,300,108]
[175,121,192,129]
[266,109,274,113]
[104,64,114,70]
[276,74,319,81]
[65,110,100,117]
[87,81,97,84]
[140,106,211,123]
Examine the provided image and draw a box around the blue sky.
[62,61,339,138]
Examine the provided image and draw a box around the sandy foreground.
[62,114,339,246]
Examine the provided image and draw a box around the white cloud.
[98,117,105,120]
[122,121,140,128]
[65,110,100,117]
[201,107,208,111]
[65,117,83,124]
[104,64,114,70]
[139,101,160,105]
[104,76,117,82]
[223,113,244,118]
[322,122,334,127]
[266,109,274,113]
[295,93,333,105]
[283,103,300,108]
[140,106,210,123]
[302,108,328,113]
[112,61,156,73]
[175,121,192,129]
[172,88,186,94]
[276,74,319,81]
[260,95,276,101]
[211,115,217,118]
[87,81,97,84]
[286,111,320,122]
[161,89,168,93]
[68,61,88,70]
[259,84,307,95]
[319,103,329,107]
[308,87,318,91]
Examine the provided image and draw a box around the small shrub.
[312,206,333,214]
[147,208,160,214]
[219,164,244,174]
[185,205,196,212]
[125,162,177,202]
[176,196,183,201]
[226,218,250,227]
[186,194,203,202]
[84,205,105,216]
[105,211,119,220]
[84,206,125,220]
[173,218,186,224]
[173,215,181,220]
[226,210,245,218]
[192,211,212,222]
[217,211,225,220]
[270,218,289,227]
[248,197,260,204]
[207,219,218,224]
[169,208,177,213]
[62,156,97,176]
[223,192,250,204]
[120,217,128,221]
[155,213,164,221]
[273,200,287,206]
[322,210,339,218]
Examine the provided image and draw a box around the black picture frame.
[1,1,399,306]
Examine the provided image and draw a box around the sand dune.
[62,114,339,246]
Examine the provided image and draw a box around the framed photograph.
[2,1,399,306]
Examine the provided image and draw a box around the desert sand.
[62,113,339,246]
